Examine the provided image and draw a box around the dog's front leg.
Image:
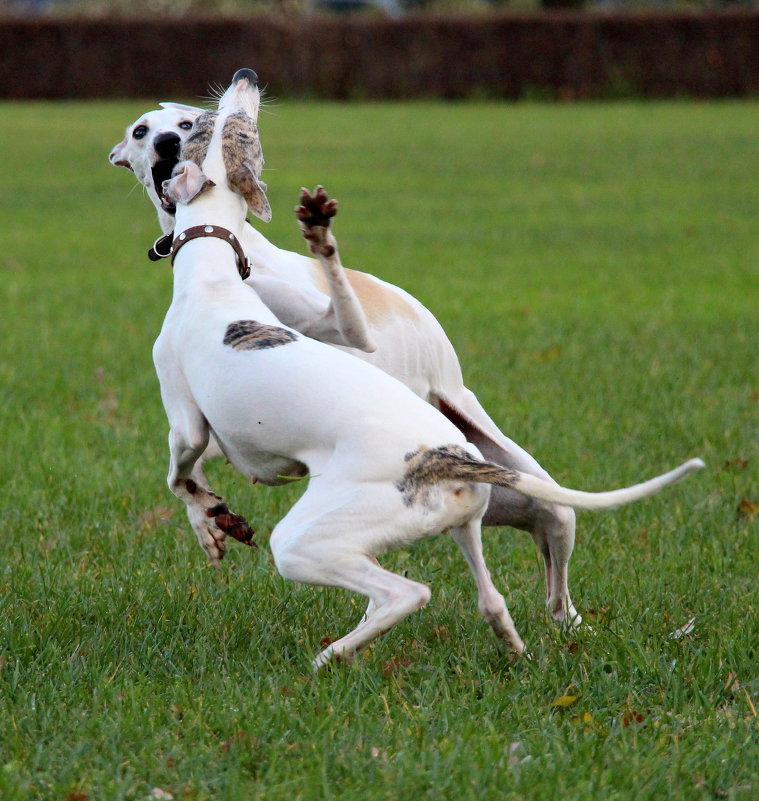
[294,186,376,352]
[166,423,255,565]
[155,348,255,564]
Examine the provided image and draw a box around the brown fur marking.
[223,320,298,351]
[396,444,519,507]
[182,112,218,166]
[222,112,264,177]
[206,502,255,546]
[221,112,270,219]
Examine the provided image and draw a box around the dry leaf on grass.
[668,617,696,640]
[382,657,411,677]
[721,457,749,471]
[736,498,759,520]
[552,694,579,709]
[149,790,173,801]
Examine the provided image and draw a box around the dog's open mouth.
[153,157,178,214]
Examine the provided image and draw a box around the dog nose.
[153,132,181,159]
[232,68,258,86]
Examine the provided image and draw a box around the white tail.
[511,458,705,510]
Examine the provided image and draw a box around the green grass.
[0,100,757,800]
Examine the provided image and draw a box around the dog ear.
[159,102,204,116]
[109,136,133,171]
[228,161,272,222]
[163,161,216,206]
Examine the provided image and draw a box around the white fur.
[152,74,703,668]
[110,98,590,628]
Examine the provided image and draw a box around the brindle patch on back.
[182,111,218,166]
[223,320,298,351]
[396,444,518,508]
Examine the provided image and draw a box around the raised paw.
[295,185,338,229]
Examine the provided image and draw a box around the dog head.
[161,70,272,223]
[109,103,202,233]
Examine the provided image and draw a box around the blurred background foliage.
[2,0,757,20]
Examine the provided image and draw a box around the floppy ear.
[228,161,272,222]
[163,161,215,206]
[159,102,204,116]
[109,135,132,170]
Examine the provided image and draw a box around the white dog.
[110,94,592,629]
[153,69,703,668]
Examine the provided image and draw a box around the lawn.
[0,99,757,800]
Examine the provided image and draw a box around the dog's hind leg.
[529,503,581,626]
[276,543,431,670]
[450,521,525,653]
[317,560,431,671]
[270,487,433,669]
[437,389,580,626]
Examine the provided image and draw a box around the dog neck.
[171,225,250,282]
[170,187,250,287]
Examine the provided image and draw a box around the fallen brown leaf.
[722,457,749,472]
[382,657,411,677]
[736,498,759,520]
[430,625,449,641]
[724,672,741,694]
[622,709,645,727]
[668,617,696,640]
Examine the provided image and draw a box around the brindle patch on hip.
[223,320,298,351]
[396,444,518,508]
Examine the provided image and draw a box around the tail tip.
[685,457,706,472]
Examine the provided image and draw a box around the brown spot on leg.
[207,503,255,546]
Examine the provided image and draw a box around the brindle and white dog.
[153,69,703,668]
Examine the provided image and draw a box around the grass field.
[0,100,757,800]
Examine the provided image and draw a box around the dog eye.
[132,125,148,139]
[179,121,193,130]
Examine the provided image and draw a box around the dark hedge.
[1,12,758,100]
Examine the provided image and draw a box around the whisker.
[202,81,226,104]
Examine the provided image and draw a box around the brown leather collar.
[167,225,251,281]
